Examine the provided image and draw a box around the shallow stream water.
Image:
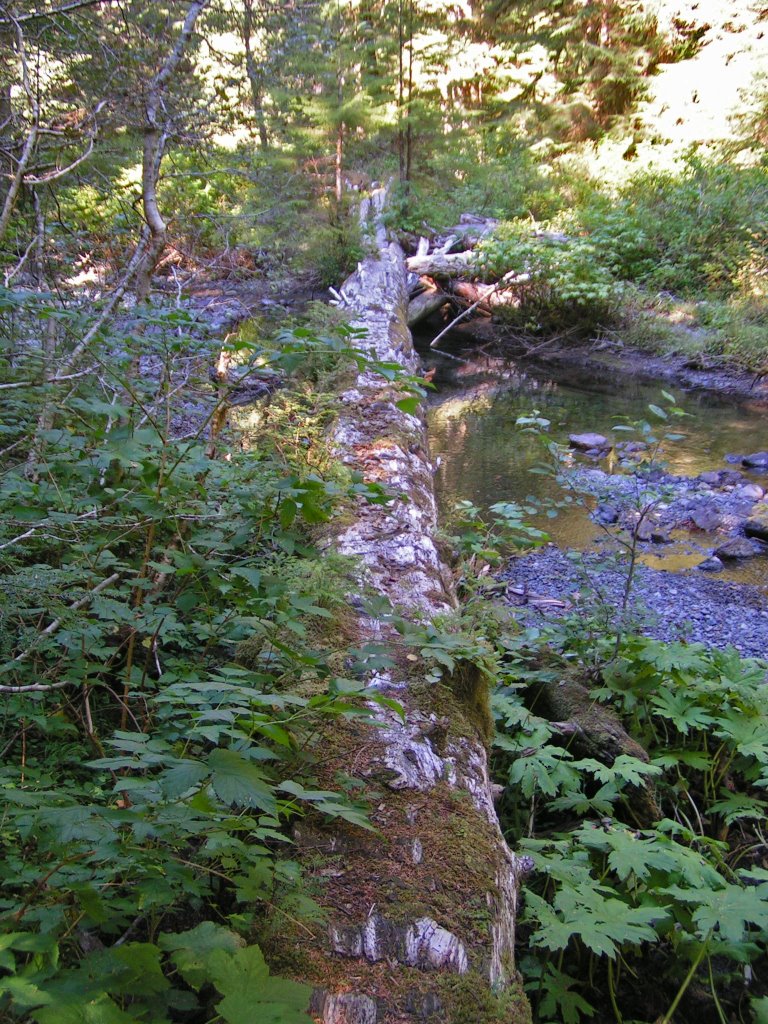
[426,353,768,589]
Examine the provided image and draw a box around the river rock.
[720,470,746,487]
[734,483,764,501]
[698,471,722,486]
[690,507,721,531]
[714,537,762,560]
[697,556,724,572]
[651,529,671,544]
[594,503,620,525]
[634,519,656,542]
[742,451,768,469]
[725,453,744,464]
[744,506,768,541]
[569,432,608,451]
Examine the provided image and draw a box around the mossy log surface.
[272,189,529,1024]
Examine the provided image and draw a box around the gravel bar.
[501,546,768,660]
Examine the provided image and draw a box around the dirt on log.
[270,190,530,1024]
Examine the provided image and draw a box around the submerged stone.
[569,432,609,451]
[697,556,724,572]
[742,451,768,469]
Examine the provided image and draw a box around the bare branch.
[0,680,74,693]
[0,0,108,25]
[22,136,95,184]
[7,571,120,667]
[0,365,97,390]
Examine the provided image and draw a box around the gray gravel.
[501,546,768,660]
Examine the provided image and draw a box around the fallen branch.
[429,274,516,349]
[0,366,97,391]
[5,571,120,670]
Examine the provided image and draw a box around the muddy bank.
[528,338,768,406]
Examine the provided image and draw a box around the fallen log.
[405,249,476,279]
[268,187,530,1024]
[406,283,452,327]
[529,675,661,828]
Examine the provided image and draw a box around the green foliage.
[577,158,768,298]
[477,227,621,336]
[493,629,768,1023]
[384,145,562,233]
[444,499,548,572]
[0,296,422,1021]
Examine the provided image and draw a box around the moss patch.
[435,972,532,1024]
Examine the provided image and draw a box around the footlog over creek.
[274,190,530,1024]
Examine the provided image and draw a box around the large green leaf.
[35,995,136,1024]
[159,922,244,991]
[208,945,311,1024]
[667,882,768,943]
[207,749,277,815]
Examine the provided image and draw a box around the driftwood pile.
[404,214,501,347]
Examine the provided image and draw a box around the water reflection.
[427,355,768,586]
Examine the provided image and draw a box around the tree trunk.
[134,0,209,303]
[269,188,530,1024]
[242,0,269,148]
[0,23,38,245]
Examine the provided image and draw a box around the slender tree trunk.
[0,22,38,245]
[397,0,405,182]
[242,0,269,148]
[404,0,413,187]
[0,74,13,208]
[134,0,209,303]
[334,73,344,206]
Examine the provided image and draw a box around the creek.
[424,347,768,655]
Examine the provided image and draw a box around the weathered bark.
[529,676,661,827]
[270,189,530,1024]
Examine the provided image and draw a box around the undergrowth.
[0,290,421,1023]
[494,628,768,1024]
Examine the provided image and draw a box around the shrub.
[616,158,768,296]
[477,228,621,336]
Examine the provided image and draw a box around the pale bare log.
[405,249,476,278]
[406,284,451,326]
[271,187,528,1023]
